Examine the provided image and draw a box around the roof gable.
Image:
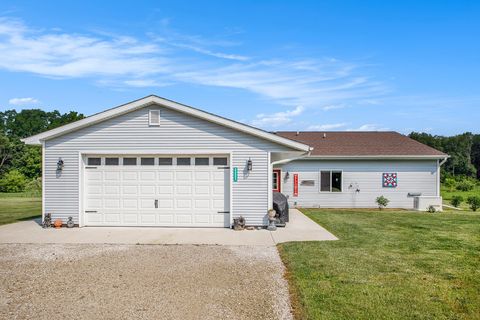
[275,131,447,158]
[22,95,310,152]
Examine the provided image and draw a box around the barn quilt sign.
[383,173,398,188]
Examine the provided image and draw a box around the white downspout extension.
[437,157,448,196]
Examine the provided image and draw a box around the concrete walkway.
[0,209,337,246]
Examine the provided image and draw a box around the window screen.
[87,157,101,165]
[141,157,155,165]
[213,157,228,166]
[158,158,173,165]
[320,171,331,192]
[195,157,209,166]
[123,158,137,165]
[332,171,342,192]
[105,157,119,165]
[176,157,191,166]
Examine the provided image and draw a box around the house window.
[177,157,191,166]
[195,157,209,166]
[213,157,228,166]
[320,171,342,192]
[87,157,101,165]
[158,158,173,165]
[149,110,160,126]
[105,157,119,165]
[123,158,137,166]
[141,157,155,165]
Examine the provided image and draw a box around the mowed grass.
[442,185,480,210]
[0,193,41,225]
[278,209,480,320]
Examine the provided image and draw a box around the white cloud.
[322,104,345,111]
[0,16,389,126]
[306,123,347,130]
[350,124,389,131]
[8,97,39,105]
[251,105,304,127]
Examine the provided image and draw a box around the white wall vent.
[149,110,160,126]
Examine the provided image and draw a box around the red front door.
[272,169,281,192]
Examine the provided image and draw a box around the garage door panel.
[176,171,192,181]
[105,171,120,181]
[122,185,138,194]
[158,186,173,194]
[140,171,156,180]
[140,185,156,194]
[123,171,138,180]
[84,154,229,227]
[104,186,120,195]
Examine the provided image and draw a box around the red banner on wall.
[293,174,298,197]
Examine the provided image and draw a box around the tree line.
[0,109,84,192]
[0,107,478,193]
[409,132,480,179]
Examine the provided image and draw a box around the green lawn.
[0,193,42,225]
[278,209,480,320]
[442,185,480,210]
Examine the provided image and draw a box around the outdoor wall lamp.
[285,171,290,179]
[247,158,253,171]
[56,159,64,171]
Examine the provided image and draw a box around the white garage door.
[83,155,230,227]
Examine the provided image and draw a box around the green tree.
[0,169,27,192]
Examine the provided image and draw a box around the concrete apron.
[0,209,337,246]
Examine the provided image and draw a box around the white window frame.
[148,109,161,126]
[319,170,343,193]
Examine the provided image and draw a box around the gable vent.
[149,110,160,126]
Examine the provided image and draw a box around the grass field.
[278,209,480,320]
[442,185,480,210]
[0,193,41,225]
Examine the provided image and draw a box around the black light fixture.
[56,159,64,171]
[285,171,290,179]
[247,158,253,171]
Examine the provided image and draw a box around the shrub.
[466,196,480,212]
[450,195,463,208]
[376,196,389,210]
[0,169,27,193]
[443,178,456,192]
[25,177,42,195]
[456,180,475,192]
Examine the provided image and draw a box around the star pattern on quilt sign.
[383,173,397,188]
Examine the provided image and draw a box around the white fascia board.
[21,95,311,152]
[304,155,449,160]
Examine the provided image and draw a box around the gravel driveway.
[0,244,292,320]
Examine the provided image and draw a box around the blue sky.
[0,0,478,135]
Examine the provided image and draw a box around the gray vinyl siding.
[277,160,438,209]
[44,104,290,226]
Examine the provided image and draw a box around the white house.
[23,95,447,228]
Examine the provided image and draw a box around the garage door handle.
[218,166,230,169]
[85,210,97,213]
[217,211,230,214]
[154,199,158,208]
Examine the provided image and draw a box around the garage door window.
[105,157,119,166]
[177,157,191,166]
[195,157,209,166]
[213,157,228,166]
[123,158,137,166]
[87,157,101,165]
[158,158,173,166]
[141,157,155,165]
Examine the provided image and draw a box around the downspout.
[437,156,449,197]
